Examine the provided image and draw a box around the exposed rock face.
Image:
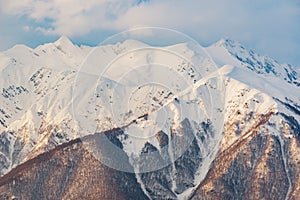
[0,112,299,200]
[0,132,149,200]
[171,120,203,194]
[190,111,300,200]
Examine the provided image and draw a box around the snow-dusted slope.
[0,37,299,199]
[207,38,300,127]
[207,39,300,86]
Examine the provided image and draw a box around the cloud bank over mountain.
[0,0,299,65]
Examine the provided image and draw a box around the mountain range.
[0,36,299,199]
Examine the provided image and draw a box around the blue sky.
[0,0,299,66]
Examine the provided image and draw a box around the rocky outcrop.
[0,110,299,200]
[0,131,149,200]
[191,111,300,200]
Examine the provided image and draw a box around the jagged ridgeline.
[0,37,299,199]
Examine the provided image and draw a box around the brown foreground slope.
[0,129,148,200]
[0,112,300,200]
[191,112,300,200]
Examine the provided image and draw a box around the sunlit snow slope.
[0,37,299,200]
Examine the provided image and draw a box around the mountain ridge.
[0,37,299,199]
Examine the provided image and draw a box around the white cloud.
[1,0,299,39]
[0,0,299,64]
[23,25,31,32]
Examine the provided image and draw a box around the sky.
[0,0,299,66]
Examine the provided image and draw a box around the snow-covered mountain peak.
[212,38,241,49]
[34,35,80,57]
[207,39,300,86]
[120,39,149,48]
[54,35,74,47]
[0,37,300,199]
[101,39,150,55]
[4,44,34,59]
[6,44,33,52]
[53,35,81,55]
